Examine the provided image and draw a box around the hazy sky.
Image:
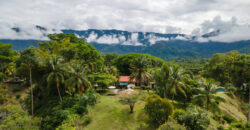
[0,0,250,41]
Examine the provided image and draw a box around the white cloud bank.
[193,16,250,42]
[85,32,170,46]
[0,0,250,43]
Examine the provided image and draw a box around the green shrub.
[245,121,250,128]
[16,94,21,99]
[172,109,186,121]
[132,86,140,89]
[12,85,23,92]
[223,115,235,123]
[178,106,210,130]
[41,91,98,129]
[141,85,150,90]
[0,72,4,82]
[230,121,245,129]
[217,125,224,130]
[0,85,8,104]
[0,105,40,129]
[158,121,186,130]
[82,115,92,125]
[56,115,92,130]
[144,94,174,125]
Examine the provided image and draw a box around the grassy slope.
[218,93,247,121]
[84,94,153,130]
[84,92,247,130]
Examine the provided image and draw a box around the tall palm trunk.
[29,67,34,118]
[56,81,62,102]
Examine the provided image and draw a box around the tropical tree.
[105,66,118,77]
[129,56,152,86]
[103,53,118,67]
[113,53,164,75]
[16,47,38,117]
[0,43,14,81]
[168,63,189,100]
[119,90,139,113]
[154,64,170,98]
[65,62,92,95]
[193,79,225,112]
[154,63,189,99]
[46,56,65,102]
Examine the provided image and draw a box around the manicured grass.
[84,92,154,130]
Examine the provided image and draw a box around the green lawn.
[83,91,247,130]
[84,92,154,130]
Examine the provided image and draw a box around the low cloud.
[85,32,143,46]
[147,34,169,45]
[0,23,60,40]
[0,0,250,40]
[193,16,250,42]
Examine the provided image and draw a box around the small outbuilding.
[116,76,136,88]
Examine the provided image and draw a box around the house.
[117,76,136,88]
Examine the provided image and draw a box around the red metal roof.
[118,76,136,83]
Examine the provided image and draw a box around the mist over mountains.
[0,26,249,60]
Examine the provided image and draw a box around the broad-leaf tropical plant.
[46,56,65,102]
[193,79,225,113]
[154,63,170,98]
[65,61,92,95]
[129,56,152,86]
[168,64,189,100]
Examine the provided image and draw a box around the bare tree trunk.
[56,81,62,102]
[130,104,134,113]
[29,67,34,118]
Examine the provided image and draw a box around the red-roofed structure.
[118,76,136,83]
[116,76,137,88]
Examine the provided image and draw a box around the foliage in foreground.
[174,106,210,130]
[41,91,98,129]
[0,105,40,129]
[144,94,174,125]
[158,119,186,130]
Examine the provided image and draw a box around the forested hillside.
[0,33,250,129]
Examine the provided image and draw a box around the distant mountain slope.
[62,29,185,46]
[0,39,39,50]
[0,29,250,60]
[92,40,250,60]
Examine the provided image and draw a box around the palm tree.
[193,79,225,112]
[154,64,170,98]
[17,47,38,118]
[168,64,189,100]
[46,56,65,102]
[129,56,152,86]
[154,63,188,99]
[65,62,92,95]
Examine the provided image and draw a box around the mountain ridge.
[0,28,249,60]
